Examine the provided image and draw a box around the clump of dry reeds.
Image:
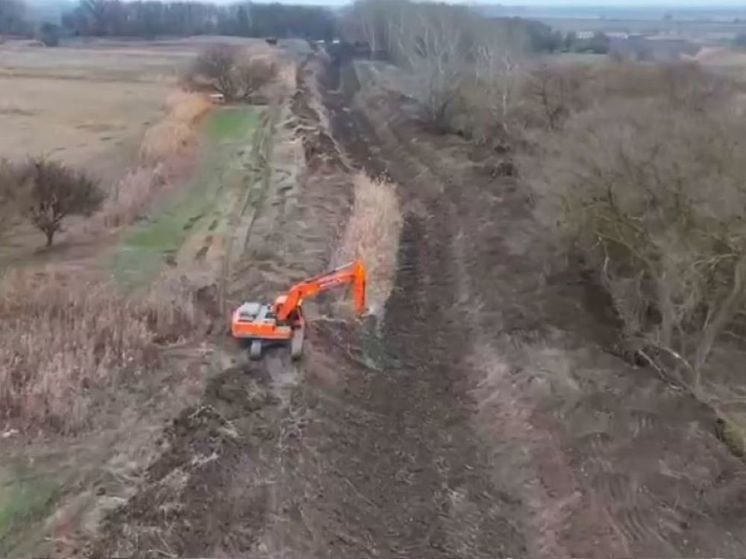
[335,172,402,314]
[0,268,199,433]
[92,91,211,230]
[139,92,212,166]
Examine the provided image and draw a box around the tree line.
[0,0,30,35]
[1,0,336,40]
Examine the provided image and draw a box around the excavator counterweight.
[231,259,366,360]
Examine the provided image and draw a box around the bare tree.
[15,158,104,247]
[190,44,241,99]
[531,100,746,394]
[525,63,589,130]
[394,4,475,129]
[187,45,276,101]
[473,19,528,135]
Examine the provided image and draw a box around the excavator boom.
[275,259,366,320]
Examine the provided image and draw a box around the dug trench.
[89,50,746,559]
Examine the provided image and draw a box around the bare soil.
[83,48,746,559]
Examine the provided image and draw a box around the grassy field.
[0,43,192,185]
[0,469,59,555]
[113,107,261,286]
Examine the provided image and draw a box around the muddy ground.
[90,50,746,559]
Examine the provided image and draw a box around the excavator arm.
[274,259,366,321]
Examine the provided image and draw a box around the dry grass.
[0,268,200,433]
[139,92,212,165]
[92,91,211,228]
[97,165,164,228]
[0,75,167,182]
[335,172,402,314]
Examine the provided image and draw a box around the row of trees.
[2,0,336,41]
[62,0,336,40]
[340,0,612,139]
[342,0,543,135]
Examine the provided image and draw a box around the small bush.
[15,158,104,246]
[185,45,278,102]
[231,56,278,101]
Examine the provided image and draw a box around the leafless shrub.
[231,56,278,101]
[185,45,278,102]
[187,44,239,98]
[591,61,735,111]
[531,99,746,393]
[522,63,591,130]
[0,269,199,433]
[13,157,104,247]
[520,61,738,134]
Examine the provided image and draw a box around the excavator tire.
[249,340,262,360]
[290,327,304,361]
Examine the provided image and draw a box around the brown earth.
[87,49,746,559]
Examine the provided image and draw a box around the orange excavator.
[231,259,367,360]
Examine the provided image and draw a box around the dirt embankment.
[89,49,746,559]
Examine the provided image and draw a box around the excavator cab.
[231,259,366,361]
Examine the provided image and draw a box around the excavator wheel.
[249,340,262,361]
[290,326,304,361]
